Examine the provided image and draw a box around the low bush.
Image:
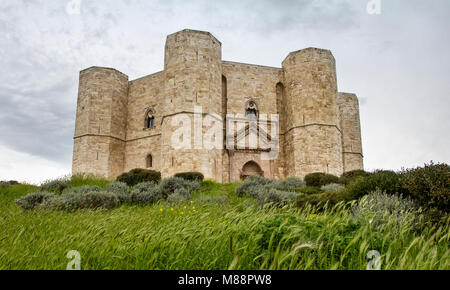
[130,182,164,205]
[160,177,201,198]
[321,183,345,192]
[40,178,70,195]
[79,192,119,210]
[304,173,339,187]
[295,190,354,209]
[256,188,297,206]
[352,189,423,232]
[339,170,371,185]
[1,180,19,187]
[295,186,323,195]
[273,177,306,191]
[235,176,305,206]
[106,181,131,204]
[42,193,82,211]
[235,175,273,197]
[64,185,103,195]
[401,162,449,213]
[174,172,204,182]
[15,192,55,210]
[344,170,403,200]
[117,169,161,186]
[43,192,119,211]
[297,170,406,210]
[367,170,404,194]
[167,188,191,204]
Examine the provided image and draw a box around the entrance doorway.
[241,161,263,180]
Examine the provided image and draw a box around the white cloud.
[0,144,70,185]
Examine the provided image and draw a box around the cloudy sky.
[0,0,449,184]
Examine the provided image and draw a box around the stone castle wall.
[72,29,364,182]
[337,92,364,172]
[282,48,343,178]
[72,67,128,179]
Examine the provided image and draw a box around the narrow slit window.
[146,154,153,168]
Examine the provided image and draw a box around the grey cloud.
[0,0,449,180]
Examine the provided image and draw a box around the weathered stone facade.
[72,29,363,182]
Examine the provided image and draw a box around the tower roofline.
[80,66,129,78]
[282,47,334,66]
[166,29,222,45]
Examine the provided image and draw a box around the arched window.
[145,109,156,129]
[146,154,153,168]
[245,101,258,120]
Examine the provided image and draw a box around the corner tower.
[337,93,364,172]
[72,67,129,179]
[161,29,224,180]
[282,48,343,178]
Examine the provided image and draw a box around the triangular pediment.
[227,121,277,151]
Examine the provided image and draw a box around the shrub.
[367,170,403,194]
[241,184,267,199]
[256,188,297,206]
[40,178,70,194]
[295,186,323,195]
[116,169,161,186]
[321,183,345,192]
[274,177,306,191]
[130,182,164,205]
[43,193,83,211]
[160,177,201,198]
[401,162,449,213]
[339,170,371,185]
[79,192,119,210]
[235,175,272,197]
[297,170,407,210]
[295,189,356,209]
[15,192,55,210]
[1,180,19,187]
[174,172,204,182]
[106,182,130,204]
[304,173,339,187]
[342,177,372,200]
[352,189,423,232]
[343,170,404,201]
[167,188,191,204]
[44,192,119,211]
[64,185,103,195]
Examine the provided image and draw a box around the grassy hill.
[0,176,448,270]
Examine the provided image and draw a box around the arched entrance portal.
[241,161,264,180]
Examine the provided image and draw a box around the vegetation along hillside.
[0,163,448,270]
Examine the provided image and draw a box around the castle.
[72,29,363,182]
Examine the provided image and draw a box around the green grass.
[0,181,448,270]
[67,174,112,188]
